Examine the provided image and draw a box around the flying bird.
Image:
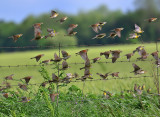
[92,57,101,63]
[30,54,44,62]
[80,59,91,70]
[90,22,107,33]
[126,33,141,40]
[96,73,110,79]
[5,74,14,80]
[92,33,106,39]
[56,16,68,24]
[124,53,134,61]
[8,34,23,42]
[110,72,120,77]
[144,18,157,23]
[134,24,144,33]
[75,49,89,61]
[22,76,32,84]
[67,24,78,34]
[151,51,159,60]
[100,51,111,59]
[111,28,124,38]
[110,50,122,63]
[61,50,71,60]
[107,32,117,38]
[45,28,58,39]
[131,63,145,75]
[50,10,59,18]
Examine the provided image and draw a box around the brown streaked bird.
[49,73,60,83]
[134,24,144,33]
[50,10,59,18]
[75,49,89,61]
[61,50,71,61]
[90,23,100,33]
[133,46,144,54]
[126,33,141,40]
[141,84,145,90]
[45,28,58,39]
[19,97,31,103]
[62,73,74,83]
[144,18,157,23]
[96,72,110,79]
[18,83,27,91]
[50,93,59,102]
[30,54,44,62]
[61,61,70,70]
[41,60,51,64]
[111,28,124,38]
[22,76,32,84]
[107,32,117,38]
[56,16,68,24]
[151,51,159,60]
[51,53,63,63]
[92,57,101,63]
[77,68,93,81]
[100,51,111,59]
[111,50,122,63]
[125,53,134,61]
[8,34,23,42]
[64,31,77,36]
[80,59,91,70]
[5,74,14,80]
[110,72,120,77]
[67,24,78,34]
[136,48,149,60]
[92,33,106,39]
[134,84,138,92]
[147,88,151,93]
[3,93,9,98]
[131,63,146,75]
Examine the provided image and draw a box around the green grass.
[0,43,159,94]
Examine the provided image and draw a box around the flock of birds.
[1,10,160,101]
[8,10,158,42]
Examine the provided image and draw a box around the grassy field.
[0,42,159,94]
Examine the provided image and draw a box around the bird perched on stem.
[61,50,71,61]
[51,53,62,63]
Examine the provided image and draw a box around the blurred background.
[1,0,160,52]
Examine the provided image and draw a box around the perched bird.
[100,51,111,59]
[151,51,159,60]
[3,93,9,98]
[144,18,157,23]
[107,32,117,38]
[110,72,120,77]
[141,84,145,90]
[134,24,144,33]
[77,68,93,81]
[92,57,101,63]
[56,16,68,24]
[64,31,77,36]
[92,33,106,39]
[51,53,62,63]
[60,61,70,70]
[5,74,14,80]
[131,63,145,75]
[22,76,32,84]
[125,53,134,61]
[155,60,160,67]
[111,28,124,38]
[19,97,31,103]
[136,86,142,95]
[147,88,151,93]
[96,73,110,79]
[30,54,44,62]
[80,59,91,70]
[8,34,23,42]
[50,93,59,102]
[126,33,141,40]
[75,49,89,61]
[61,50,71,60]
[67,24,78,34]
[62,73,75,83]
[111,50,122,63]
[50,10,59,18]
[45,28,58,39]
[18,83,27,91]
[49,73,60,83]
[134,84,138,92]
